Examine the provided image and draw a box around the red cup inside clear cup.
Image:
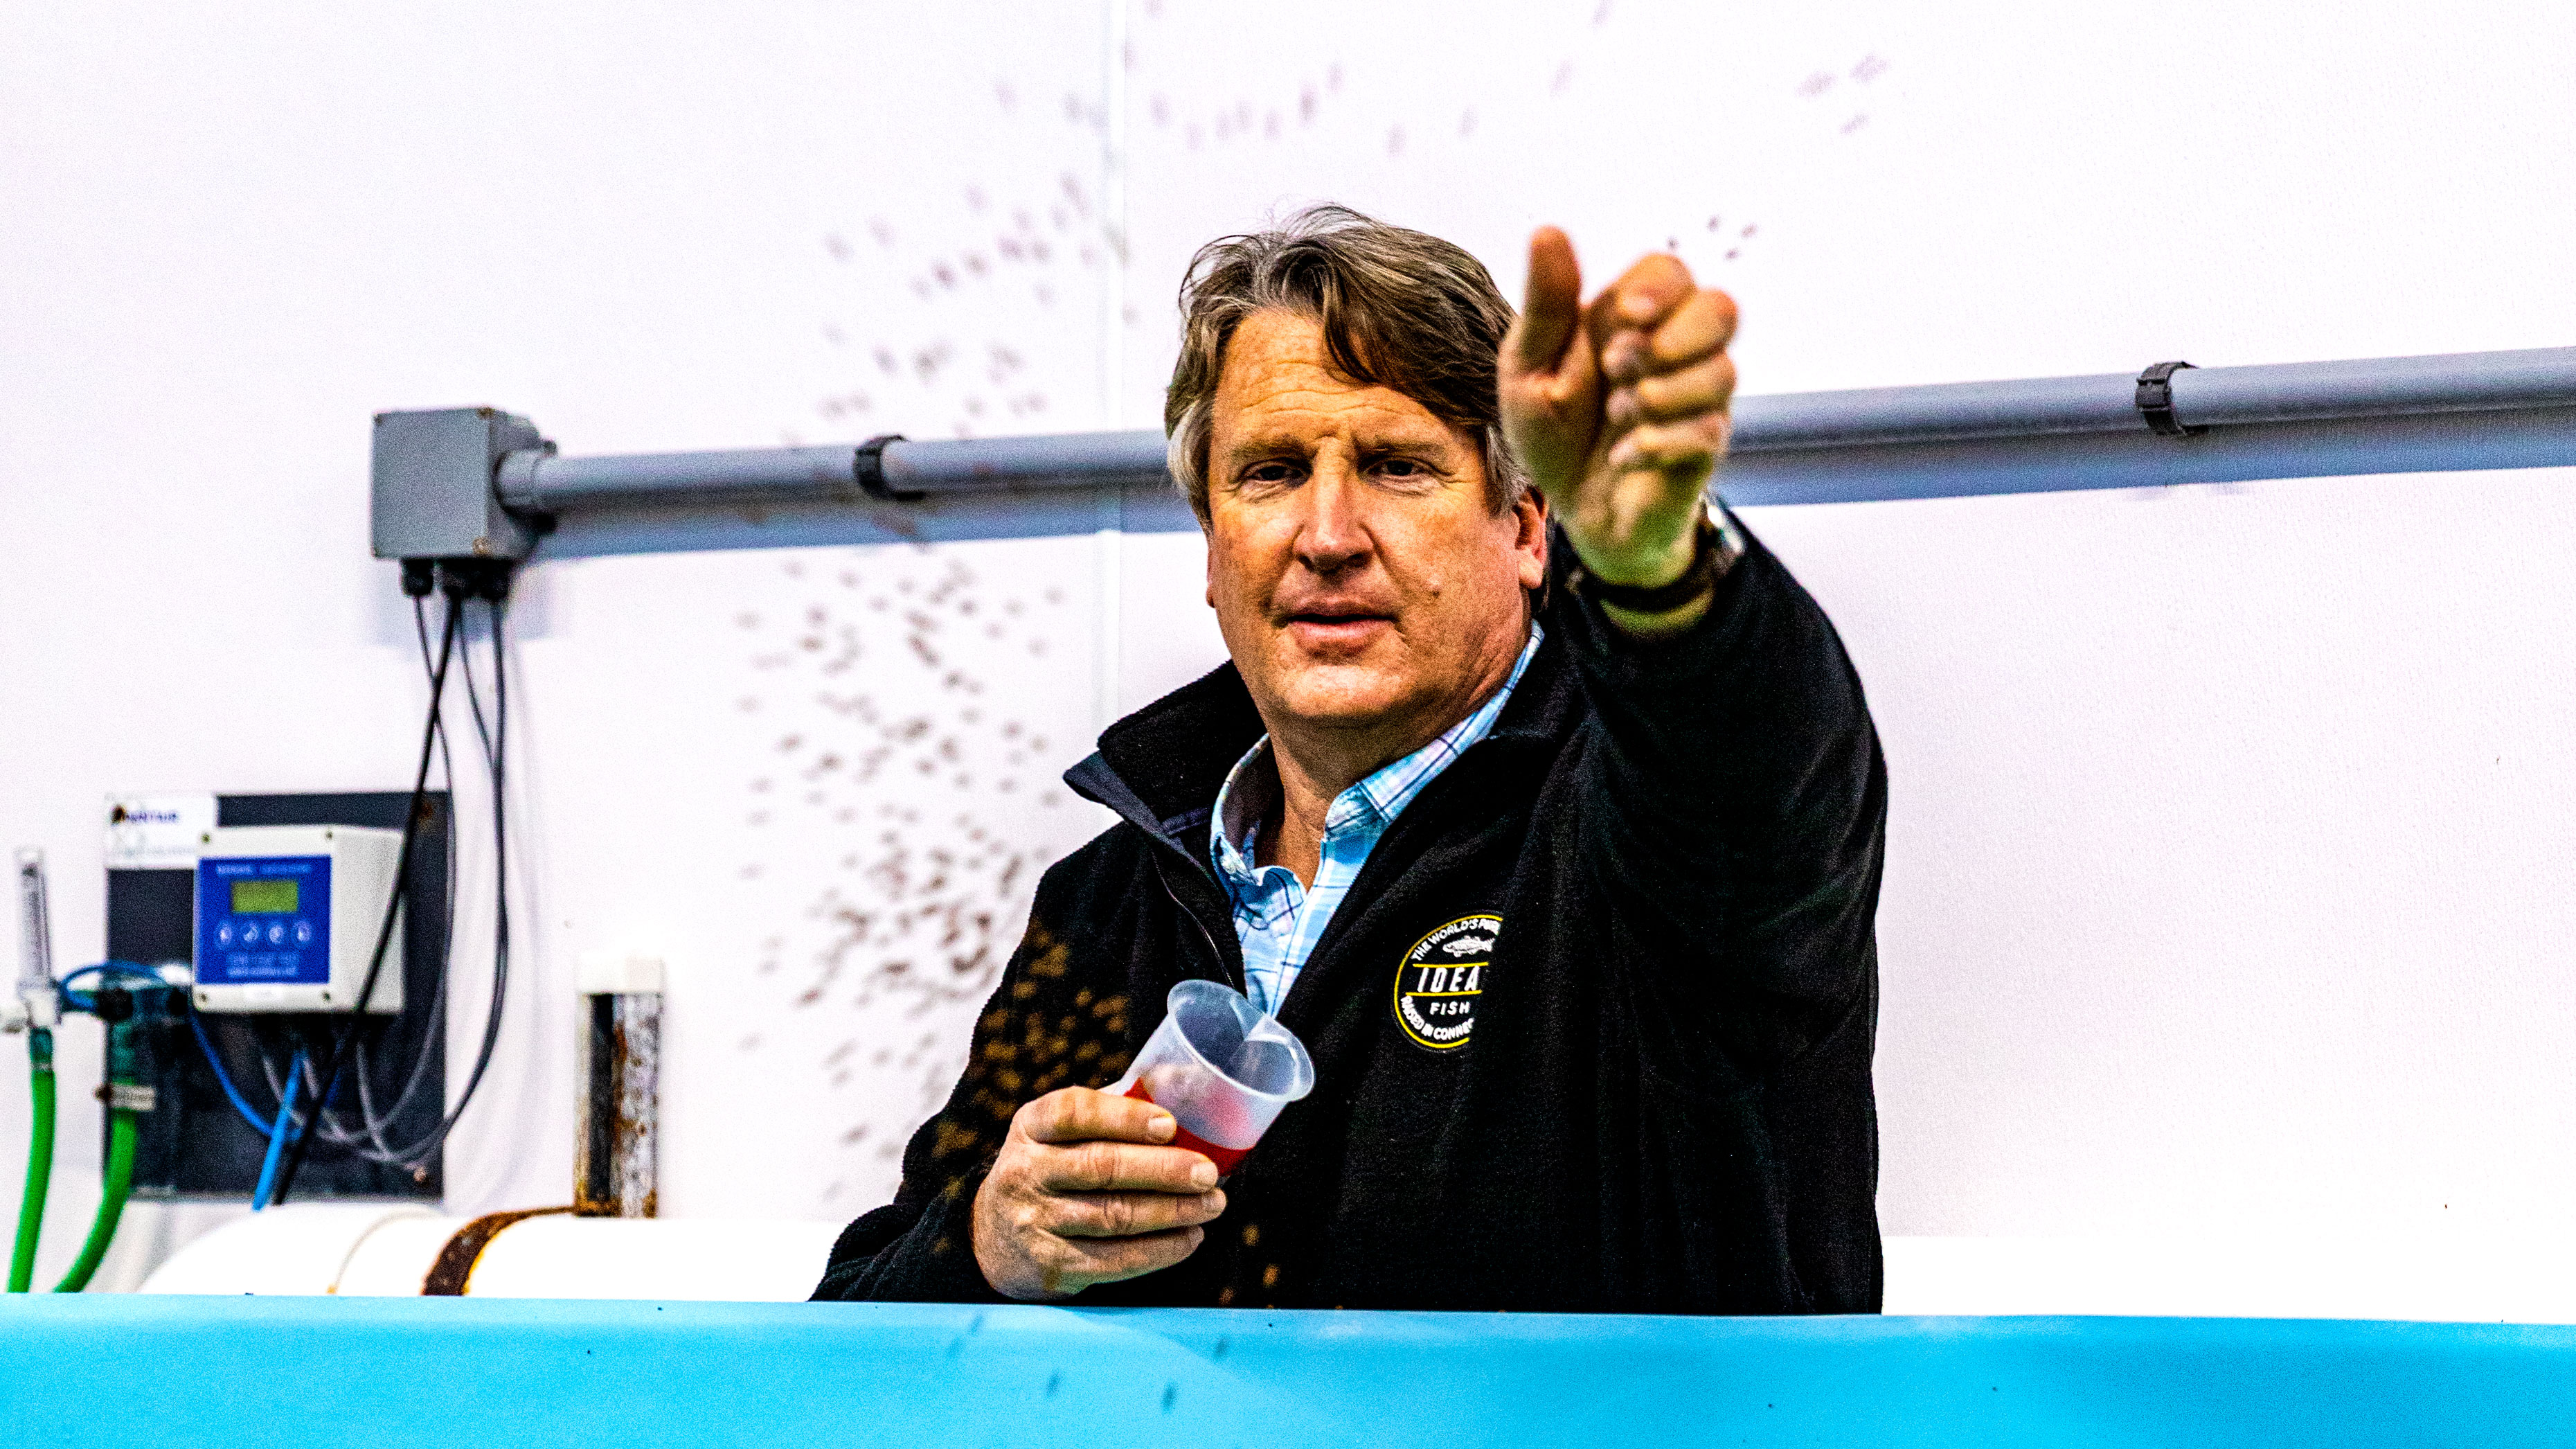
[1109,978,1315,1174]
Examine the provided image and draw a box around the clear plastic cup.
[1107,978,1315,1174]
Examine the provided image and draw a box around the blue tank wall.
[6,1298,2575,1448]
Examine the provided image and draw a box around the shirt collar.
[1211,623,1545,889]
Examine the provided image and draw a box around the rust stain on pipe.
[576,991,661,1218]
[421,1207,575,1295]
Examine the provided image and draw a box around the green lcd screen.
[231,878,300,915]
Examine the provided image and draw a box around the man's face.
[1204,310,1548,763]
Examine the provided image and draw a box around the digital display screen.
[231,879,300,914]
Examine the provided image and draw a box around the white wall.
[5,1,2574,1286]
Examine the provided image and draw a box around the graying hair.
[1163,204,1528,524]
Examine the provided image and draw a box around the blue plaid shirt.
[1210,625,1544,1015]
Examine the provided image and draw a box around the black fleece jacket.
[814,523,1888,1314]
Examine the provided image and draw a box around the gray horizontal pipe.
[1733,372,2138,451]
[878,431,1170,494]
[2170,346,2576,427]
[499,444,867,510]
[490,346,2576,513]
[1730,346,2576,451]
[497,432,1174,510]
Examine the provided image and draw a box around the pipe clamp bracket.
[855,434,922,501]
[2136,361,2207,438]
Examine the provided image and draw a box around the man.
[815,206,1886,1314]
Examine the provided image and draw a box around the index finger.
[1020,1085,1179,1147]
[1510,226,1584,373]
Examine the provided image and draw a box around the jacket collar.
[1063,625,1581,852]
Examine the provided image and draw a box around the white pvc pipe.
[450,1216,842,1299]
[137,1203,436,1296]
[138,1204,841,1300]
[333,1214,467,1295]
[1881,1235,2576,1324]
[138,1208,2576,1319]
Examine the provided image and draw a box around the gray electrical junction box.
[371,407,548,564]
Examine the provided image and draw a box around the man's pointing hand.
[1499,229,1738,618]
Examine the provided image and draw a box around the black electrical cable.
[246,594,462,1157]
[454,597,497,764]
[321,598,464,1161]
[268,596,458,1203]
[414,594,461,990]
[330,590,514,1173]
[373,592,512,1168]
[296,598,464,1157]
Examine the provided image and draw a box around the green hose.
[8,1028,54,1293]
[52,1108,135,1293]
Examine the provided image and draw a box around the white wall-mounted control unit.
[193,824,404,1014]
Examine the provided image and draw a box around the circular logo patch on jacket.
[1393,914,1499,1051]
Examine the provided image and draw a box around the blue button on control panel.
[195,855,332,987]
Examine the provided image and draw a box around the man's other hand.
[971,1086,1227,1301]
[1499,228,1738,603]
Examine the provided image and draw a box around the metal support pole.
[573,953,661,1220]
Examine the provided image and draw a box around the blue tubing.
[188,1007,277,1137]
[250,1051,305,1212]
[54,961,168,1017]
[55,961,161,992]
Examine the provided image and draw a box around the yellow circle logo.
[1393,914,1499,1051]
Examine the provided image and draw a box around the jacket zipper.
[1151,849,1244,993]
